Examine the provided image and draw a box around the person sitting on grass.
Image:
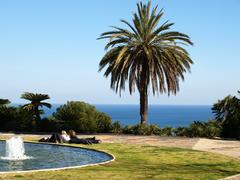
[68,130,101,145]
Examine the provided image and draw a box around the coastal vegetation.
[0,106,33,132]
[0,91,239,139]
[0,91,240,139]
[0,94,113,133]
[98,1,193,124]
[53,101,112,133]
[212,91,240,139]
[110,120,221,138]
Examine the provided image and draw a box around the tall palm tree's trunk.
[140,61,148,124]
[140,87,148,124]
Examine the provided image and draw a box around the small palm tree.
[212,92,240,122]
[0,99,10,106]
[212,91,240,138]
[98,1,193,124]
[21,92,51,121]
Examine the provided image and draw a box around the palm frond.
[0,99,10,106]
[98,1,193,96]
[21,92,51,119]
[41,102,52,109]
[21,92,50,101]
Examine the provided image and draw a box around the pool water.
[0,141,113,172]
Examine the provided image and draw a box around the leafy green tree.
[0,99,10,106]
[96,112,112,133]
[98,1,193,124]
[21,92,51,123]
[53,101,112,133]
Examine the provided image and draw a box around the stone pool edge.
[0,140,115,174]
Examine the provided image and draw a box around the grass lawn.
[0,142,240,180]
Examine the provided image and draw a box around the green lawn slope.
[0,142,239,180]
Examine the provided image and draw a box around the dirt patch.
[193,138,240,159]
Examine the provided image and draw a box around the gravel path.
[193,138,240,159]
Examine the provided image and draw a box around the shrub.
[153,121,221,138]
[173,120,221,138]
[96,112,112,133]
[36,117,61,132]
[131,124,151,135]
[53,101,112,133]
[122,124,161,135]
[204,120,221,138]
[112,121,122,134]
[149,124,162,135]
[221,119,240,139]
[122,125,134,134]
[173,127,188,137]
[160,126,173,136]
[0,106,33,132]
[16,107,35,131]
[188,121,205,137]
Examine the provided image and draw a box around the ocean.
[43,104,213,127]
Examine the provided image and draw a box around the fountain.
[0,137,114,172]
[1,136,31,160]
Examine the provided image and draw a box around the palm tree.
[212,92,240,122]
[98,1,193,124]
[21,92,51,121]
[0,99,10,106]
[212,91,240,138]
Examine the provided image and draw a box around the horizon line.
[11,103,212,106]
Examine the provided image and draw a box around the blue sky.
[0,0,239,105]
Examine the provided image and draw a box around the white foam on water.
[1,137,32,161]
